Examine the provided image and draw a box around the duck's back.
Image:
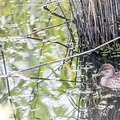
[115,71,120,79]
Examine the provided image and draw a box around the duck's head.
[96,64,115,78]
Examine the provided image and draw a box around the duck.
[95,64,120,89]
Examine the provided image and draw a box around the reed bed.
[70,0,120,50]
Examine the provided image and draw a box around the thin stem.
[0,46,16,119]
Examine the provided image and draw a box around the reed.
[70,0,120,50]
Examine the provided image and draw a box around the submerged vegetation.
[0,0,120,120]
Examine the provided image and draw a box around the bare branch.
[21,20,71,36]
[26,37,69,48]
[43,5,69,20]
[5,36,120,77]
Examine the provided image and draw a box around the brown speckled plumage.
[96,64,120,89]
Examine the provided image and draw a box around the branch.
[26,37,69,48]
[43,5,68,20]
[30,77,91,84]
[5,36,120,77]
[21,20,71,36]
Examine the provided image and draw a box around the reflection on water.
[89,88,120,120]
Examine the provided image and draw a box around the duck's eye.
[100,67,108,71]
[105,70,110,73]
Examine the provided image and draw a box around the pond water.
[0,0,120,120]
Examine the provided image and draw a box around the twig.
[26,36,69,48]
[43,5,68,20]
[21,20,71,36]
[30,77,91,84]
[6,36,120,76]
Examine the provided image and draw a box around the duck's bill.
[92,73,101,78]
